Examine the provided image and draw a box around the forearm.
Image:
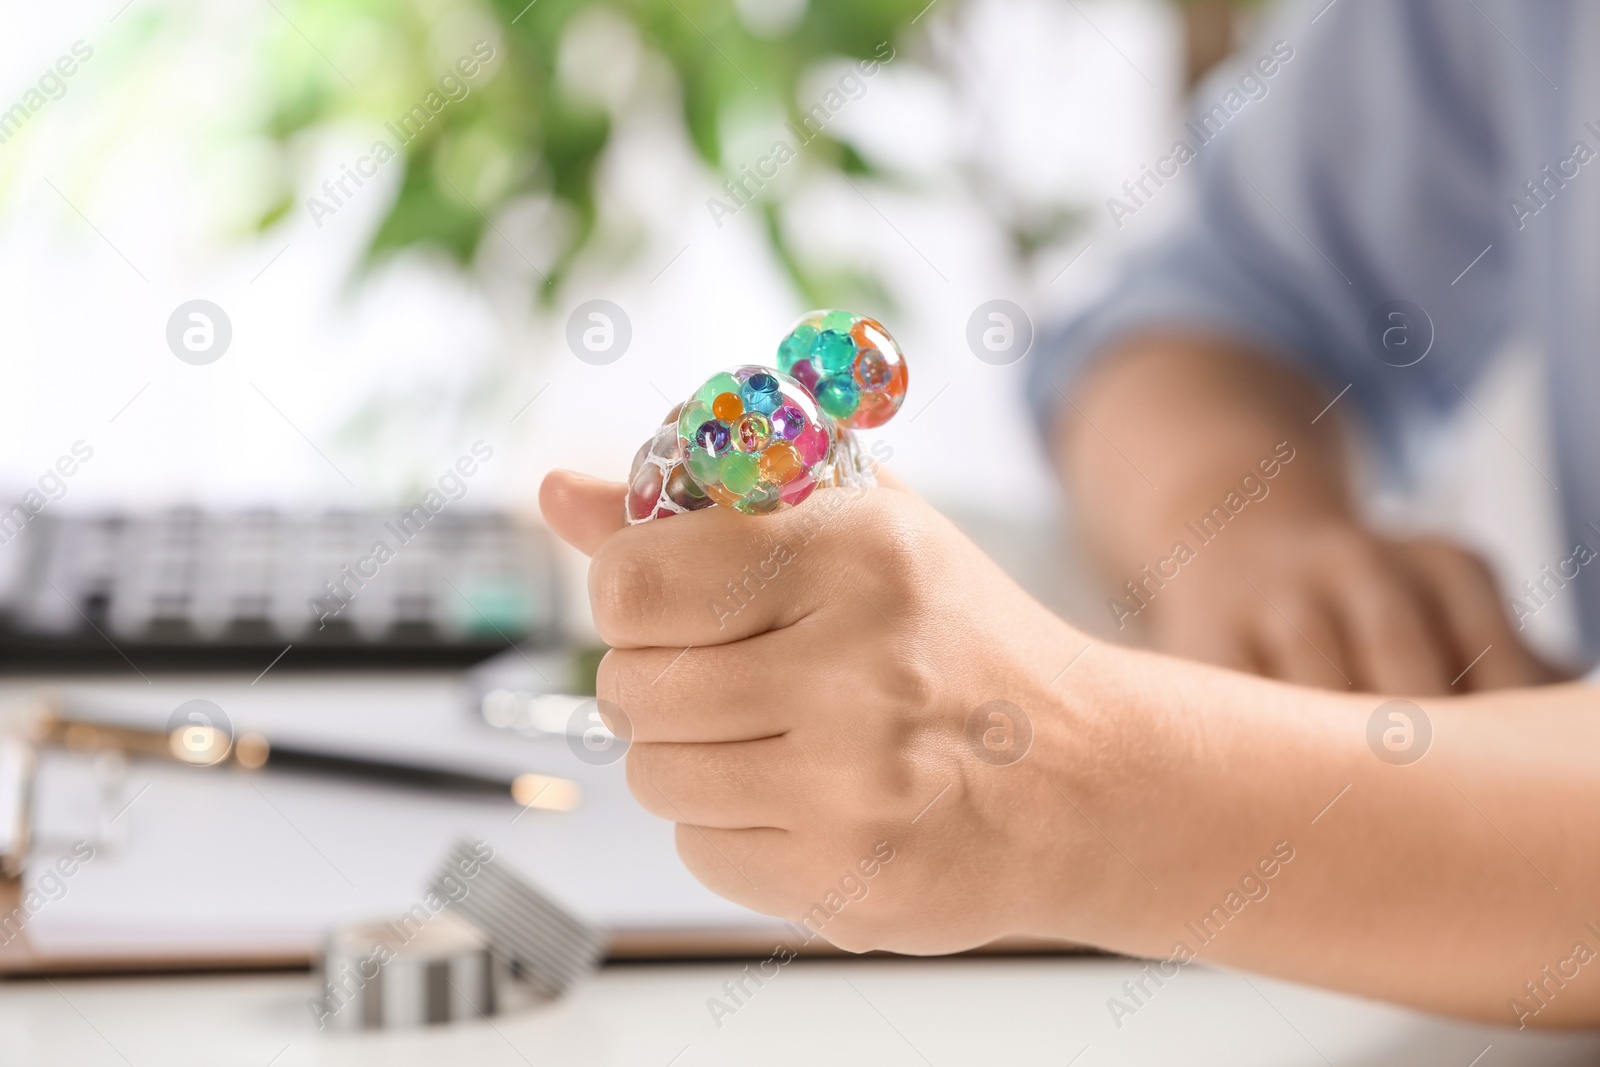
[1049,644,1600,1026]
[1055,332,1353,576]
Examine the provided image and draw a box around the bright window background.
[0,0,1178,523]
[3,0,1572,655]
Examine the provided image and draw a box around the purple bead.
[771,404,806,440]
[694,420,730,455]
[789,358,820,394]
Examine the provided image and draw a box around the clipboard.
[0,671,800,975]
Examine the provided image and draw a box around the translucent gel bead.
[779,473,818,506]
[855,348,892,389]
[686,448,721,485]
[665,464,712,511]
[814,375,860,420]
[789,359,820,394]
[741,372,782,415]
[626,412,701,523]
[750,486,783,511]
[841,316,908,430]
[719,451,759,495]
[734,412,772,453]
[794,422,829,465]
[695,420,731,455]
[778,324,817,370]
[812,330,855,374]
[677,400,712,440]
[696,372,741,406]
[850,390,897,429]
[759,441,803,484]
[626,459,664,522]
[712,392,743,422]
[771,404,806,440]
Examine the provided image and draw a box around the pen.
[29,698,580,812]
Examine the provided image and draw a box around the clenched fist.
[539,470,1113,954]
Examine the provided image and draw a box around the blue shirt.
[1032,0,1600,661]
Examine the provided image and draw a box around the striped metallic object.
[318,911,497,1030]
[431,838,605,998]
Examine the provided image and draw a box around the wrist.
[1011,640,1193,946]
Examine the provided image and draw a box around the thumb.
[540,470,627,557]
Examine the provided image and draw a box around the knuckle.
[1423,538,1495,583]
[1264,589,1318,630]
[1323,533,1384,574]
[1254,611,1302,652]
[853,527,934,613]
[1363,594,1433,651]
[879,655,936,715]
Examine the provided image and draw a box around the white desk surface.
[3,956,1597,1066]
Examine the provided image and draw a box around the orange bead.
[850,317,890,350]
[704,482,742,509]
[758,441,803,485]
[712,392,743,421]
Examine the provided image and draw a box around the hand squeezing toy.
[626,310,908,523]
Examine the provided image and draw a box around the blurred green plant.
[256,0,932,306]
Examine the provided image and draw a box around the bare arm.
[1055,331,1352,577]
[1053,642,1600,1028]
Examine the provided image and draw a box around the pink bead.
[779,473,817,506]
[794,422,829,465]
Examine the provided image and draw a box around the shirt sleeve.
[1029,0,1514,468]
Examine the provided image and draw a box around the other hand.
[1134,517,1564,695]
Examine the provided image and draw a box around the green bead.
[821,310,854,333]
[739,485,782,514]
[719,451,759,495]
[777,325,818,374]
[815,375,860,419]
[677,401,712,440]
[695,372,740,406]
[812,330,855,374]
[687,449,721,485]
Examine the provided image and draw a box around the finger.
[540,470,627,557]
[589,485,884,648]
[1397,540,1555,691]
[673,824,796,915]
[1329,568,1455,695]
[627,737,802,829]
[1245,592,1354,690]
[674,826,893,934]
[599,638,800,743]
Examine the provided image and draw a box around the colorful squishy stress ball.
[775,309,908,430]
[626,311,908,523]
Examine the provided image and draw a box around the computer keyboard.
[0,508,560,670]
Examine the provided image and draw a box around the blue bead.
[741,372,782,415]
